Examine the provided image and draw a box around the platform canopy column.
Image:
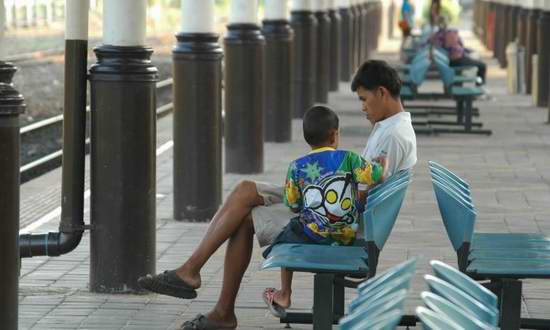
[89,0,158,293]
[328,0,341,91]
[536,0,550,107]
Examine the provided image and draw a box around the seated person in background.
[431,26,487,86]
[262,105,386,318]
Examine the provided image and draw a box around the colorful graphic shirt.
[284,148,384,246]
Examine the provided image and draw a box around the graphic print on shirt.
[284,149,383,245]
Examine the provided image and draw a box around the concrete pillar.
[328,0,341,91]
[173,0,222,221]
[89,0,157,293]
[224,0,265,173]
[0,62,25,330]
[262,0,293,141]
[338,0,352,81]
[313,0,331,103]
[493,2,503,63]
[290,0,317,118]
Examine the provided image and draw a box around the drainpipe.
[19,0,89,258]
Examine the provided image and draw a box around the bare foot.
[205,308,238,329]
[175,266,201,289]
[272,289,291,309]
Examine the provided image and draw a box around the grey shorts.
[251,181,295,247]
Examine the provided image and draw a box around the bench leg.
[464,99,473,132]
[456,99,464,124]
[333,275,345,319]
[313,273,334,330]
[499,279,522,330]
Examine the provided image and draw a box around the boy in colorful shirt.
[262,105,386,317]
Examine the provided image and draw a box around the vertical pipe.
[224,0,265,173]
[290,0,317,118]
[89,0,157,293]
[338,0,352,81]
[173,0,222,221]
[328,0,341,91]
[0,62,25,330]
[537,4,550,107]
[263,0,293,142]
[313,0,331,103]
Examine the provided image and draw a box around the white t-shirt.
[362,111,417,177]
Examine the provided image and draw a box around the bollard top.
[291,0,310,11]
[337,0,351,8]
[265,0,289,20]
[229,0,259,25]
[0,63,25,115]
[311,0,327,11]
[181,0,216,33]
[65,0,89,41]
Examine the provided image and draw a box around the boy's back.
[284,148,382,246]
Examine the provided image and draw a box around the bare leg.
[176,180,263,288]
[204,213,256,328]
[270,269,292,308]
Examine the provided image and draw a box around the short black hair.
[351,60,402,98]
[302,105,339,147]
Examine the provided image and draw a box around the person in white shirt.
[138,60,417,330]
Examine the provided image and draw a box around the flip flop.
[137,270,197,299]
[262,288,287,318]
[180,314,236,330]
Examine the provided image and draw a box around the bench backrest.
[421,292,496,330]
[430,260,498,309]
[424,275,499,325]
[431,179,476,251]
[364,181,410,251]
[349,309,403,330]
[349,272,414,312]
[416,306,464,330]
[357,258,417,293]
[428,161,470,189]
[339,290,407,329]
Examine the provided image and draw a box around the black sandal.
[137,270,197,299]
[181,314,236,330]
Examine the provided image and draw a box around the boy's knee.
[234,180,261,205]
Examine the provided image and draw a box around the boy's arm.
[350,152,386,188]
[283,162,303,213]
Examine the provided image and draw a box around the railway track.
[20,78,174,183]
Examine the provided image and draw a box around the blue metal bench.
[420,260,499,330]
[339,258,417,330]
[261,172,411,329]
[428,161,550,330]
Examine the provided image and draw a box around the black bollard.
[290,7,317,118]
[224,24,265,173]
[539,8,550,108]
[525,7,540,94]
[360,0,368,61]
[172,33,223,221]
[328,3,341,91]
[339,2,353,81]
[493,3,503,63]
[353,1,361,69]
[0,62,25,330]
[89,45,158,293]
[314,5,331,103]
[263,18,294,142]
